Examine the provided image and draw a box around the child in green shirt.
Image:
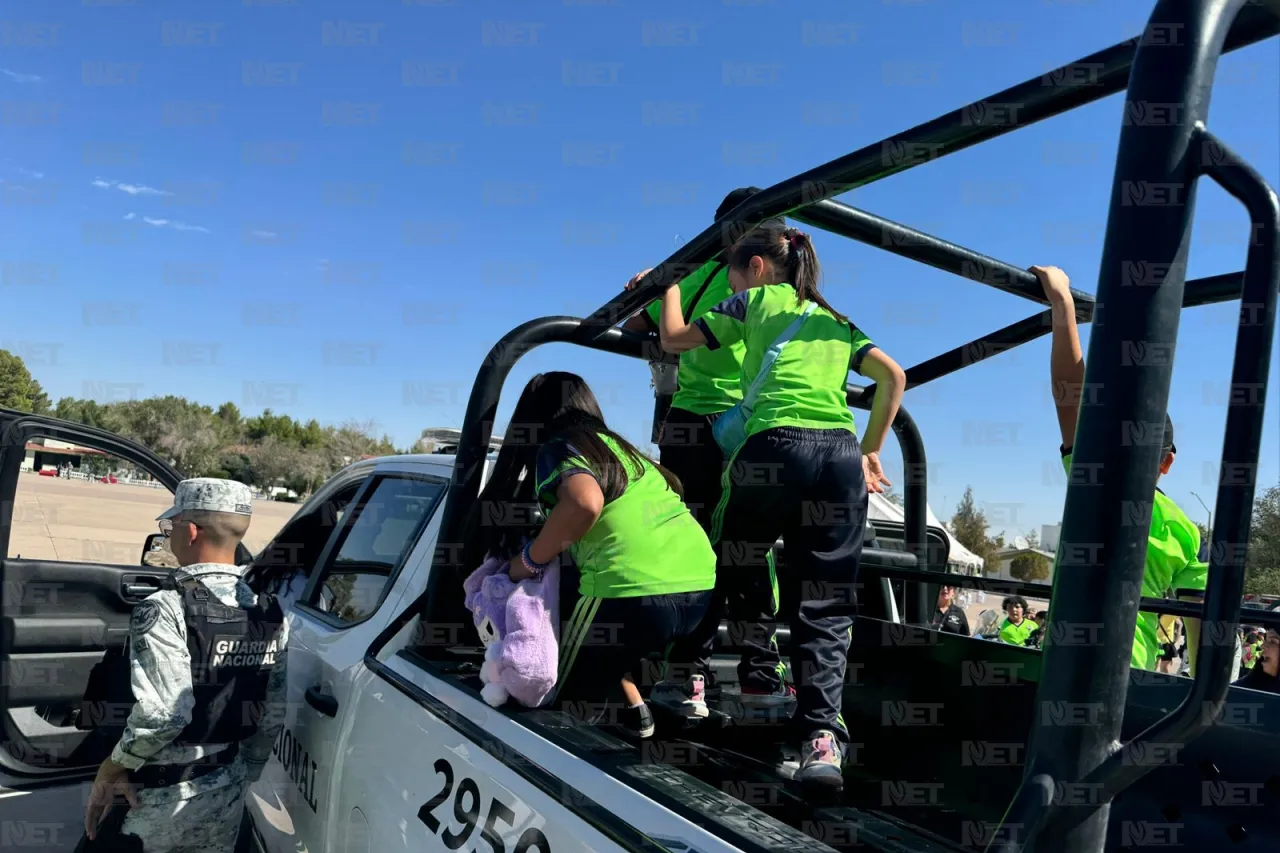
[469,371,716,739]
[644,220,907,791]
[1033,265,1211,672]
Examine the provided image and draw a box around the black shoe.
[620,702,655,739]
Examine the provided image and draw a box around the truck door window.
[308,475,446,625]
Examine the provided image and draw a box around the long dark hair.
[725,220,846,322]
[463,371,683,565]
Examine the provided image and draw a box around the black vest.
[80,572,285,747]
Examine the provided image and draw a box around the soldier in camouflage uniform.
[83,478,289,852]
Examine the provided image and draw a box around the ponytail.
[726,221,847,322]
[783,228,846,322]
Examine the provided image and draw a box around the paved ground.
[8,474,299,564]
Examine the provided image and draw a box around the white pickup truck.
[235,451,949,853]
[3,415,1268,853]
[0,409,959,853]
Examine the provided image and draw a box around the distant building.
[20,438,110,472]
[993,546,1058,585]
[1041,523,1062,553]
[415,427,502,456]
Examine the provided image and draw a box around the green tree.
[1009,552,1052,582]
[1247,486,1280,568]
[951,487,1004,574]
[247,436,303,495]
[1244,566,1280,598]
[1024,528,1039,549]
[0,350,51,413]
[1244,485,1280,596]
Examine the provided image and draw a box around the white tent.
[867,493,985,573]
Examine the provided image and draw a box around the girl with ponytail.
[641,221,906,791]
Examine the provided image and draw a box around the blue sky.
[2,0,1277,538]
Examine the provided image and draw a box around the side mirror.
[141,534,179,569]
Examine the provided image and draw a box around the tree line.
[1,349,406,499]
[948,484,1280,596]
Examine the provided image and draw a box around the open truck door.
[0,409,251,784]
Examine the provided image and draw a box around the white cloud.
[16,167,43,179]
[122,211,208,233]
[118,182,170,196]
[91,178,171,196]
[139,215,209,234]
[1,68,42,84]
[250,229,278,239]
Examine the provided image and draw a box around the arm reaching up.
[1031,265,1084,448]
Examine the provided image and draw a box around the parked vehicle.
[2,3,1278,852]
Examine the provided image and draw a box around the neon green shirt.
[1060,449,1209,670]
[1000,618,1038,647]
[644,261,744,416]
[534,434,716,598]
[694,283,876,441]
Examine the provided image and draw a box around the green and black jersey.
[1059,447,1209,670]
[534,435,716,599]
[643,261,744,416]
[694,283,876,441]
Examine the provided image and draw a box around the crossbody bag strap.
[740,301,817,414]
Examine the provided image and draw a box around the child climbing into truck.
[623,188,788,707]
[643,220,907,791]
[1032,264,1213,673]
[465,371,717,739]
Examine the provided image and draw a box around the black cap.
[1163,414,1176,454]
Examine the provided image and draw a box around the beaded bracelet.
[521,541,550,579]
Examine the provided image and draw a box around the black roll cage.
[371,3,1280,852]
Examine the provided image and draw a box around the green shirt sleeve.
[850,324,877,375]
[534,441,598,507]
[1170,519,1209,593]
[642,260,723,329]
[694,289,751,351]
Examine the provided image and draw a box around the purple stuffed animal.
[463,551,560,708]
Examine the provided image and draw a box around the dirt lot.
[7,474,299,565]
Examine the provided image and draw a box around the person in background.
[1027,609,1050,649]
[1242,629,1263,672]
[929,584,970,636]
[649,219,907,790]
[1032,264,1210,673]
[999,596,1038,647]
[624,188,778,534]
[1236,628,1280,693]
[467,372,716,739]
[81,479,287,853]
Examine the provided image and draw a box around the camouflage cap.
[157,478,254,520]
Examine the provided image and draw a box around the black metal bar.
[1071,129,1280,803]
[852,562,1280,631]
[903,271,1245,388]
[428,319,666,604]
[792,196,1095,308]
[1017,3,1263,852]
[847,385,931,624]
[578,6,1278,342]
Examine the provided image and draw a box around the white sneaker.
[797,730,843,789]
[650,675,709,718]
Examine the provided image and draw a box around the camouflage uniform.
[107,479,289,853]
